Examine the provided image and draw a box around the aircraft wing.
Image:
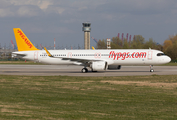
[44,47,102,63]
[61,57,101,62]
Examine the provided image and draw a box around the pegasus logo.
[17,30,32,48]
[109,51,146,60]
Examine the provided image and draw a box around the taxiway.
[0,65,177,76]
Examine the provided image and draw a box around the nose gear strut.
[150,65,154,72]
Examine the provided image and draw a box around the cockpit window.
[157,53,166,56]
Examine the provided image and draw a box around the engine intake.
[91,61,107,71]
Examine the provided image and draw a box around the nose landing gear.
[150,65,154,72]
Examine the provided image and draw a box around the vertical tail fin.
[13,28,39,51]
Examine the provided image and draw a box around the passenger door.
[148,51,153,60]
[34,51,38,60]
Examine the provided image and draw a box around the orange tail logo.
[13,28,39,51]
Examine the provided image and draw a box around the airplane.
[12,28,171,73]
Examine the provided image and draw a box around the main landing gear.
[150,65,154,72]
[81,68,88,73]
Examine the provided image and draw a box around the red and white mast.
[54,38,55,50]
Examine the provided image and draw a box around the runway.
[0,64,177,76]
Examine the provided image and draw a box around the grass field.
[159,62,177,66]
[0,75,177,120]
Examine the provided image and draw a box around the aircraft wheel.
[150,65,154,72]
[81,68,88,73]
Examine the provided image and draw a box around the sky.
[0,0,177,49]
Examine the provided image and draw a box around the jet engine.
[91,61,107,71]
[107,65,121,70]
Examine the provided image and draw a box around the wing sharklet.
[44,47,53,57]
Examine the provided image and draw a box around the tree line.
[96,35,177,61]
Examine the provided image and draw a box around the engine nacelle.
[91,61,107,71]
[107,65,121,70]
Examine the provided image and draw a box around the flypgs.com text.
[109,51,147,60]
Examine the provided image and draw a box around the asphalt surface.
[0,65,177,76]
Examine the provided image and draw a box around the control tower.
[82,22,91,49]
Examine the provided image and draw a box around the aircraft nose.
[166,56,171,63]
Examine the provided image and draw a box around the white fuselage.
[12,49,171,66]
